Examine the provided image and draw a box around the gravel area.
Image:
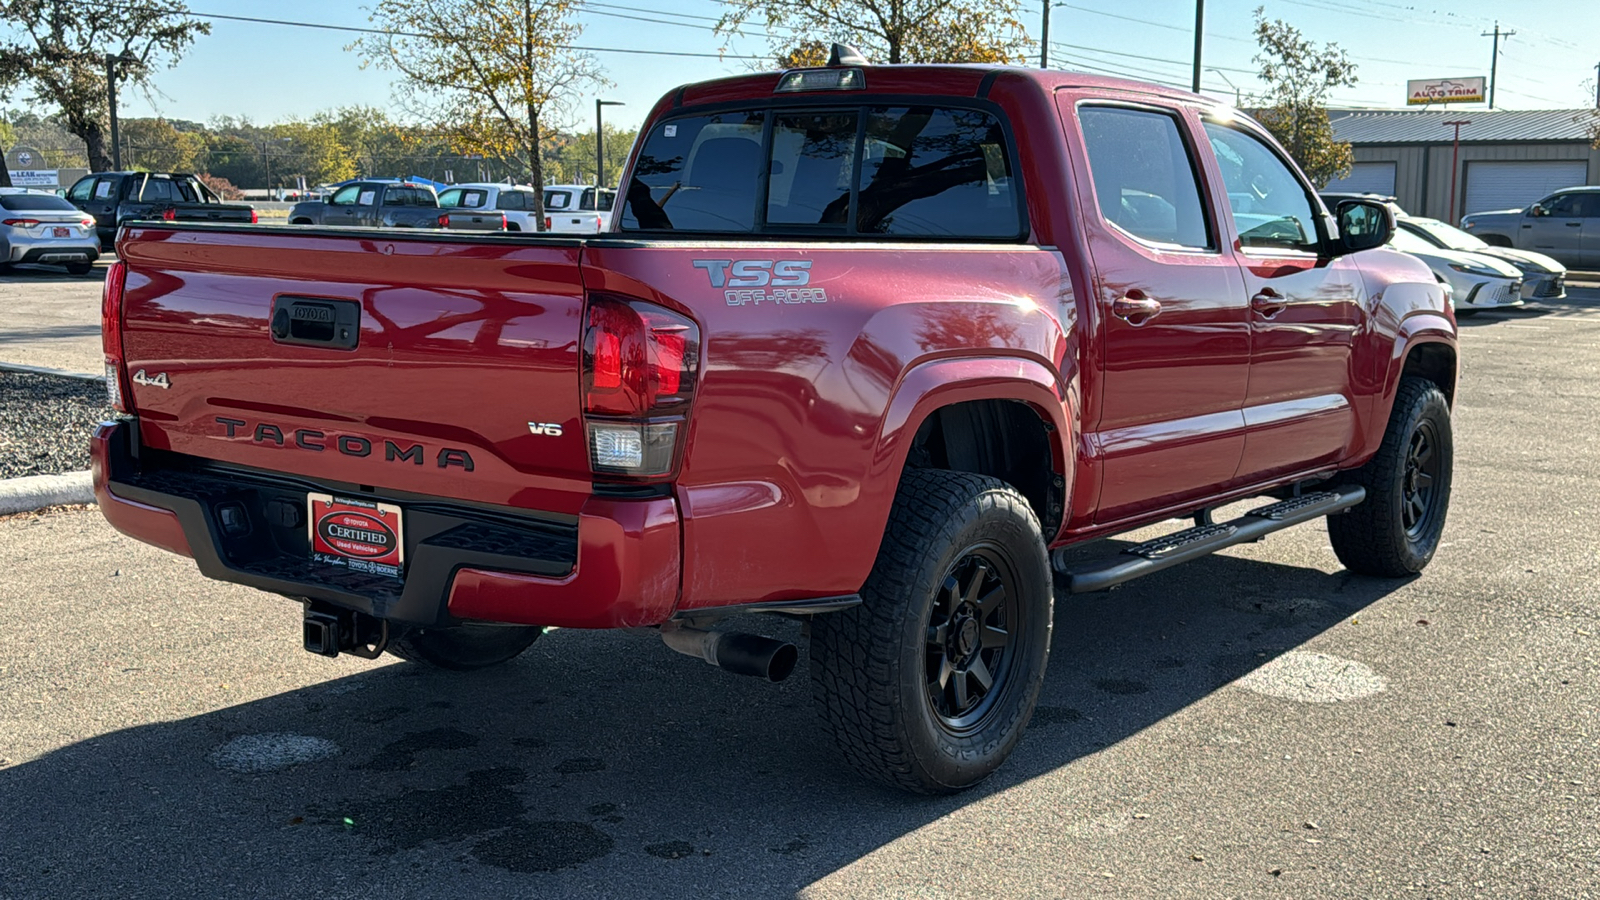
[0,371,113,479]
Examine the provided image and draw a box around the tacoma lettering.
[214,417,473,471]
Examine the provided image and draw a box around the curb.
[0,361,106,382]
[0,471,95,516]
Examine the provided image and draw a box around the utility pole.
[1209,68,1241,106]
[1041,1,1050,68]
[596,99,624,189]
[1444,120,1470,225]
[106,55,122,170]
[1480,22,1514,109]
[1192,0,1205,93]
[1594,62,1599,108]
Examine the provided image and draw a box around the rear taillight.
[543,216,551,231]
[102,260,131,412]
[438,213,450,228]
[500,214,508,230]
[80,217,95,228]
[2,218,40,227]
[160,208,176,221]
[249,209,258,224]
[581,295,700,478]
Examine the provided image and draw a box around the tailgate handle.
[271,297,361,350]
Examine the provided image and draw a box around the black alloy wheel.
[1401,420,1443,539]
[924,548,1021,732]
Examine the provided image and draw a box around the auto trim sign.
[1407,77,1486,105]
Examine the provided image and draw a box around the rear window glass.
[0,194,78,211]
[620,105,1021,239]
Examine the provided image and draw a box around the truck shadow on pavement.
[0,549,1407,898]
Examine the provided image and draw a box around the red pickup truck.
[93,55,1456,794]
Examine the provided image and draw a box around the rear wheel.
[1328,376,1453,576]
[387,623,543,670]
[810,469,1053,794]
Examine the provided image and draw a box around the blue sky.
[115,0,1600,130]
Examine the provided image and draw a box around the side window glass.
[768,110,857,228]
[1203,123,1321,252]
[1580,194,1600,218]
[331,185,360,206]
[597,189,616,212]
[497,191,525,210]
[1548,194,1585,218]
[1078,106,1212,249]
[579,189,597,211]
[857,106,1019,237]
[93,179,113,200]
[358,189,377,206]
[69,178,94,201]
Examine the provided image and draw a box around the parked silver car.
[1398,216,1565,302]
[0,188,101,275]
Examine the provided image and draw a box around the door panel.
[1524,192,1588,263]
[1066,100,1250,524]
[1200,122,1361,484]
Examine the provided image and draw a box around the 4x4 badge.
[131,369,170,389]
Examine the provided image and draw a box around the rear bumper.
[7,242,100,265]
[91,420,681,629]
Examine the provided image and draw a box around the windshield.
[1387,226,1438,254]
[1405,218,1489,251]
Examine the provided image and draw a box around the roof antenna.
[828,43,869,66]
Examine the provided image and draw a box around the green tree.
[0,0,209,172]
[1250,7,1358,187]
[717,0,1029,66]
[353,0,604,228]
[119,117,206,172]
[549,122,636,186]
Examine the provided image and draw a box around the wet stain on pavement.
[329,767,526,850]
[645,840,696,860]
[362,705,410,725]
[473,821,615,872]
[510,737,548,750]
[1154,656,1187,669]
[554,757,605,774]
[770,837,809,855]
[1031,705,1084,725]
[1093,678,1150,696]
[362,728,479,772]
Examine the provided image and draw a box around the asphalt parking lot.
[1,284,1598,898]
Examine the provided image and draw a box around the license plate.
[52,226,70,238]
[307,493,404,578]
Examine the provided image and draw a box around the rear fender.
[867,356,1074,541]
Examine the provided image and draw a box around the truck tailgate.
[115,225,593,515]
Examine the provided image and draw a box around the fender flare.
[867,355,1075,536]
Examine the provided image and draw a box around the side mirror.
[1334,199,1393,255]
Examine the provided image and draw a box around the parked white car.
[542,185,616,234]
[1387,225,1523,317]
[1396,216,1566,303]
[436,183,542,232]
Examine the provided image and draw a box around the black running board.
[1054,486,1367,593]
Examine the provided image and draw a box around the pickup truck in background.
[94,54,1457,794]
[1460,185,1600,269]
[65,171,257,247]
[438,183,541,231]
[542,184,615,233]
[287,181,443,229]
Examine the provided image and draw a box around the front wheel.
[1328,376,1453,576]
[386,623,543,670]
[810,470,1053,794]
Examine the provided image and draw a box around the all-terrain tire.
[810,469,1053,794]
[386,623,543,670]
[1328,376,1453,576]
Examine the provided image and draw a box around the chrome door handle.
[1251,289,1287,318]
[1112,294,1162,325]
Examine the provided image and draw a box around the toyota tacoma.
[93,52,1457,794]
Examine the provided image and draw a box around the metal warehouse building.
[1323,109,1600,223]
